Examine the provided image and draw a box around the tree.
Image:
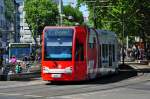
[24,0,59,44]
[78,0,150,60]
[77,0,150,40]
[63,5,84,26]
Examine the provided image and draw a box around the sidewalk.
[126,63,150,69]
[119,59,150,70]
[0,62,41,81]
[120,60,150,73]
[0,71,41,81]
[125,60,149,65]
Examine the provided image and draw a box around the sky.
[63,0,89,20]
[79,4,89,20]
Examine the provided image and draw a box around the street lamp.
[59,0,63,26]
[13,11,17,43]
[54,0,63,26]
[121,7,125,65]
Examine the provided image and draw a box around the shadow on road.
[47,64,150,85]
[74,64,137,85]
[88,64,138,84]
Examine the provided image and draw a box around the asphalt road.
[0,64,150,99]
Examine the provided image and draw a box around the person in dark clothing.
[30,53,35,61]
[146,48,150,60]
[23,56,28,61]
[135,46,140,60]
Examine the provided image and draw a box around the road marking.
[47,96,83,99]
[47,96,72,99]
[0,81,46,89]
[0,92,43,98]
[0,93,21,96]
[23,94,43,98]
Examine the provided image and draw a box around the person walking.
[10,56,17,64]
[9,56,17,73]
[15,62,22,73]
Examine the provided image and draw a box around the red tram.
[41,26,119,81]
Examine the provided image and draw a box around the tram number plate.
[51,74,61,78]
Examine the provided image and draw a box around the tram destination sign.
[46,29,73,37]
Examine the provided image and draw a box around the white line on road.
[0,92,43,98]
[0,93,21,96]
[23,94,43,98]
[0,81,46,89]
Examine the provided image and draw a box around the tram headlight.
[43,66,49,73]
[65,66,72,74]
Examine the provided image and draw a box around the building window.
[0,6,3,14]
[0,20,2,28]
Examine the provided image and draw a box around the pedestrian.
[9,56,17,73]
[15,62,22,73]
[23,56,28,61]
[10,56,17,64]
[135,46,140,60]
[30,53,35,61]
[132,45,136,59]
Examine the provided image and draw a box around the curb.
[0,72,41,81]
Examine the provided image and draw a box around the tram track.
[0,70,149,98]
[0,74,149,99]
[39,74,148,97]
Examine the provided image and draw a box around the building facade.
[16,0,74,44]
[0,0,18,48]
[14,2,20,43]
[16,0,40,44]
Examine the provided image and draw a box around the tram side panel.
[86,29,99,79]
[96,30,119,75]
[74,27,87,81]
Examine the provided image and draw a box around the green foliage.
[77,0,150,42]
[4,0,15,22]
[63,5,84,26]
[24,0,59,37]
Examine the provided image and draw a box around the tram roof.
[96,29,117,44]
[96,29,117,37]
[44,26,84,29]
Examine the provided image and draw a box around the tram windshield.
[44,28,73,60]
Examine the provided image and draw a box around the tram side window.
[88,29,96,49]
[102,44,105,62]
[102,44,108,63]
[75,39,84,61]
[106,45,108,60]
[112,45,115,62]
